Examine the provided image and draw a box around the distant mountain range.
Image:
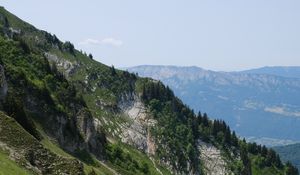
[126,65,300,146]
[242,66,300,79]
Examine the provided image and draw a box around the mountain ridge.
[241,66,300,79]
[126,65,300,145]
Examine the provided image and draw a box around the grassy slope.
[36,122,115,175]
[0,150,31,175]
[107,143,171,175]
[0,112,84,174]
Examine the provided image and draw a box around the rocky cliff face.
[0,65,7,100]
[44,52,80,77]
[118,93,156,154]
[0,112,84,174]
[198,140,233,175]
[23,78,106,159]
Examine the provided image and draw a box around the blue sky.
[2,0,300,71]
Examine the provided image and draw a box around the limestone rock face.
[75,108,106,159]
[24,87,106,159]
[44,52,80,77]
[198,140,233,175]
[118,93,156,154]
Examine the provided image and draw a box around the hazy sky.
[2,0,300,71]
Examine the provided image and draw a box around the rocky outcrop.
[118,93,156,154]
[75,108,106,158]
[24,88,106,159]
[0,112,84,175]
[198,140,232,175]
[44,52,80,77]
[44,107,106,157]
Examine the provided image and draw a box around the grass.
[0,112,37,150]
[42,138,115,175]
[34,120,116,175]
[0,150,32,175]
[41,136,73,158]
[107,142,172,175]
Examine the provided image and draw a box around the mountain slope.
[0,111,84,174]
[242,66,300,79]
[274,143,300,172]
[0,6,298,175]
[126,65,300,146]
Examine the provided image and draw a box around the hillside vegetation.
[274,143,300,173]
[0,6,298,175]
[127,65,300,146]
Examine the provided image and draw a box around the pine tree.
[286,161,299,175]
[231,131,239,147]
[203,113,209,127]
[111,65,116,76]
[224,126,231,145]
[88,53,93,59]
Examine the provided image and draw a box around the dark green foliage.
[231,131,239,147]
[88,169,97,175]
[0,32,106,160]
[265,149,278,167]
[12,35,31,54]
[3,92,41,140]
[106,143,150,174]
[82,65,137,105]
[62,41,75,54]
[211,119,232,146]
[286,161,299,175]
[0,14,9,28]
[141,79,199,172]
[243,140,286,171]
[202,113,209,127]
[74,149,96,166]
[111,65,116,76]
[140,77,294,173]
[44,32,60,46]
[274,143,300,172]
[88,53,93,59]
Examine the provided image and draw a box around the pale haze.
[2,0,300,71]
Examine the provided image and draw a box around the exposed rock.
[118,93,156,153]
[0,112,84,174]
[9,27,21,35]
[44,52,80,77]
[147,129,156,155]
[75,108,106,159]
[24,91,106,159]
[198,140,232,175]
